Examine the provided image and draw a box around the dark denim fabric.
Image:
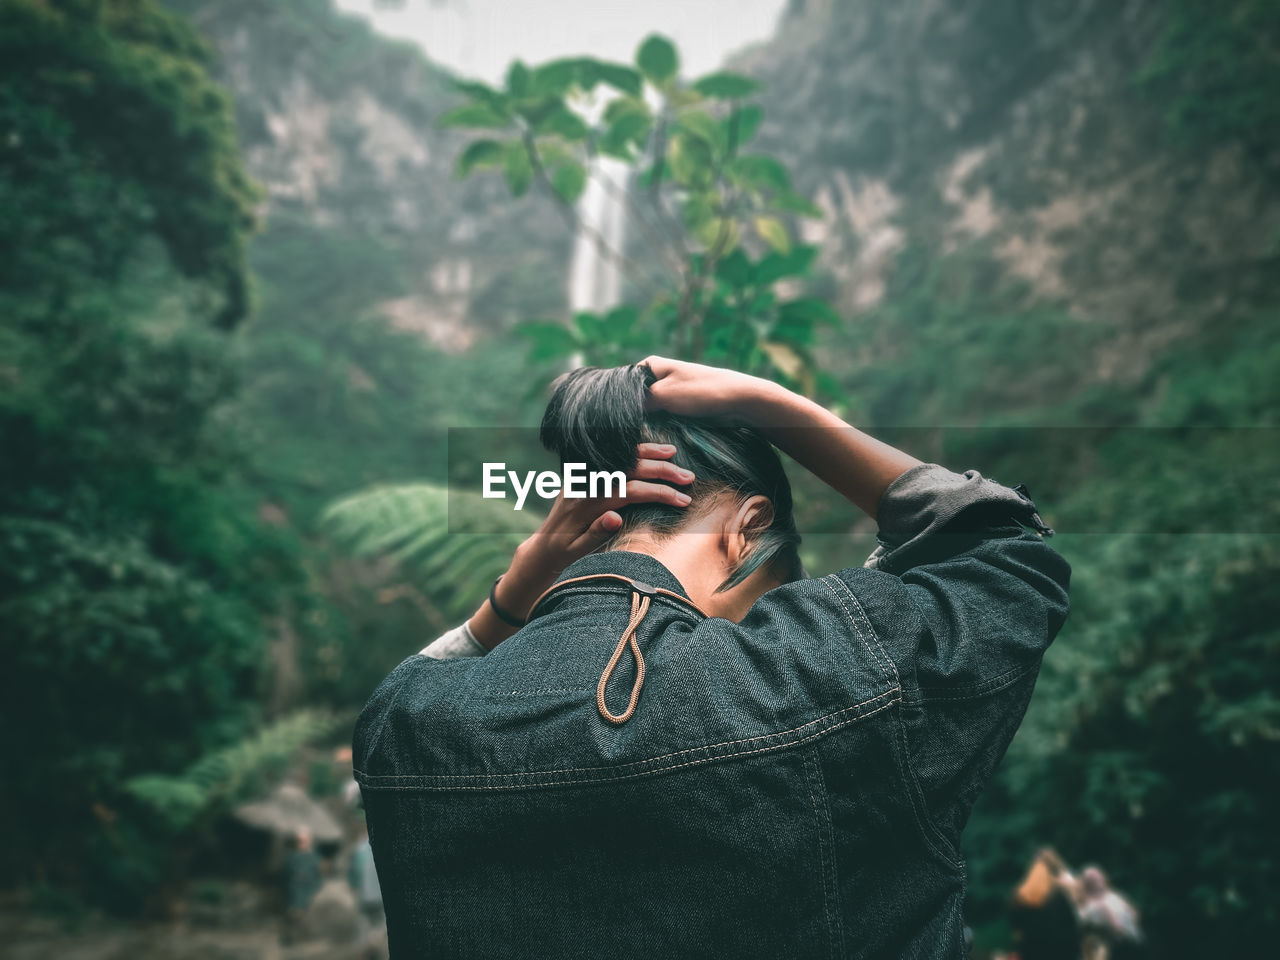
[353,465,1071,959]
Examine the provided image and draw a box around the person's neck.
[608,534,723,608]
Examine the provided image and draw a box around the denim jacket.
[353,465,1070,959]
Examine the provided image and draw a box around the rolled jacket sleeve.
[845,464,1070,850]
[419,621,488,659]
[865,464,1055,574]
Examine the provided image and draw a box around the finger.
[631,457,694,486]
[571,510,624,553]
[635,442,677,461]
[624,479,692,507]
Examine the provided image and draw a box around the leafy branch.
[440,34,835,388]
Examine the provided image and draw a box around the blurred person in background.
[1076,866,1142,960]
[282,826,322,946]
[349,823,386,959]
[1009,848,1082,960]
[355,357,1070,957]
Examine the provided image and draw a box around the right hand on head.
[641,356,783,421]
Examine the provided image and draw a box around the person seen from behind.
[354,357,1072,958]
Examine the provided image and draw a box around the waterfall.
[567,156,629,313]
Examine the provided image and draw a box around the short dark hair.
[540,363,803,590]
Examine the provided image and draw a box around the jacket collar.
[549,550,691,599]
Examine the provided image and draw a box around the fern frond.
[321,484,539,617]
[124,709,341,830]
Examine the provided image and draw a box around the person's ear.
[723,495,774,568]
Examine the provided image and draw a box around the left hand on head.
[516,441,694,574]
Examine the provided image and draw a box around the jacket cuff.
[865,464,1053,573]
[419,621,488,659]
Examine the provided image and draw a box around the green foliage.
[125,709,341,830]
[636,34,679,85]
[443,35,832,391]
[820,235,1280,955]
[1136,0,1280,156]
[965,533,1280,953]
[322,484,538,621]
[0,0,259,327]
[692,71,760,100]
[0,0,297,912]
[0,516,265,904]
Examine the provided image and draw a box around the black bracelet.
[488,576,527,628]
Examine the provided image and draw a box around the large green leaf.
[676,109,724,153]
[600,97,653,157]
[723,104,763,150]
[438,101,510,129]
[530,58,580,97]
[695,216,739,253]
[681,190,718,230]
[595,62,644,96]
[754,215,791,255]
[503,141,534,197]
[668,132,714,186]
[755,245,818,285]
[692,71,760,99]
[452,78,506,107]
[518,320,581,361]
[636,34,679,83]
[777,297,843,327]
[552,160,588,204]
[534,103,590,141]
[506,60,531,97]
[715,249,754,289]
[731,154,791,191]
[455,138,506,177]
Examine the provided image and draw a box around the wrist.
[503,539,558,606]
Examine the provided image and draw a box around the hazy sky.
[336,0,788,83]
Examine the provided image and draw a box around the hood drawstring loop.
[596,589,651,725]
[526,574,706,726]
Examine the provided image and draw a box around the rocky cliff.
[738,0,1280,422]
[170,0,571,351]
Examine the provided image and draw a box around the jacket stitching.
[842,584,901,689]
[804,746,844,959]
[916,661,1039,703]
[820,575,962,872]
[820,575,900,689]
[358,686,896,781]
[354,693,899,790]
[484,687,595,697]
[889,695,965,873]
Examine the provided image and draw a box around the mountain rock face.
[740,0,1279,407]
[171,0,570,350]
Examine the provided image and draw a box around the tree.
[443,34,837,391]
[0,0,287,910]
